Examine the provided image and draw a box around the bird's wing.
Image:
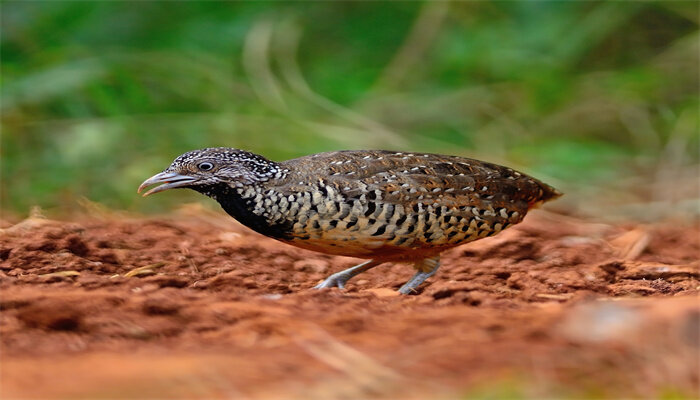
[284,149,556,206]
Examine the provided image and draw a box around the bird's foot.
[314,272,351,290]
[313,260,381,291]
[397,258,440,295]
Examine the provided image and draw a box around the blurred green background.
[2,1,698,219]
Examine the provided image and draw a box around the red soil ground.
[1,208,698,399]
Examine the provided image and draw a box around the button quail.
[138,148,561,294]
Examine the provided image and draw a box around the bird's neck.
[194,183,293,240]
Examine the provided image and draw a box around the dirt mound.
[1,210,698,398]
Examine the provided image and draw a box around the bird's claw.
[313,260,379,291]
[313,274,349,290]
[397,286,418,295]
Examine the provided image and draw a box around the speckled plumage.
[139,147,561,293]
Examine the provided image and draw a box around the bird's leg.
[314,260,383,290]
[398,257,441,295]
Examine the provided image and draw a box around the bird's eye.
[198,162,214,171]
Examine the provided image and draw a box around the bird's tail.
[528,180,563,210]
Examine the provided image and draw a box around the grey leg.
[314,260,382,290]
[398,257,441,295]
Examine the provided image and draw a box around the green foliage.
[1,1,698,215]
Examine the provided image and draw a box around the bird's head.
[138,147,280,197]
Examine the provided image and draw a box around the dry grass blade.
[536,293,574,301]
[77,197,132,221]
[609,229,651,260]
[372,1,449,91]
[292,325,401,397]
[124,262,166,278]
[274,18,407,147]
[242,19,288,112]
[38,271,81,278]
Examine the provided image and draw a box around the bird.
[138,148,561,294]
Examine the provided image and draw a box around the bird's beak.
[137,172,198,197]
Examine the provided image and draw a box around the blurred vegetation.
[1,1,698,218]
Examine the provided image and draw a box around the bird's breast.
[204,185,294,240]
[224,181,526,259]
